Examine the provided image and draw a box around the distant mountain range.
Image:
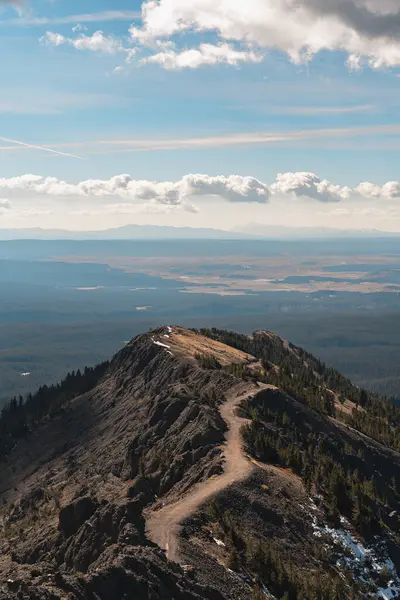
[0,223,399,240]
[0,225,251,241]
[233,223,400,239]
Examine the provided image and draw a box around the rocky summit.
[0,326,400,599]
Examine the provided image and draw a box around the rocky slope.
[0,326,399,599]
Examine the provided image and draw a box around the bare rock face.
[59,496,98,538]
[83,545,226,600]
[59,499,145,572]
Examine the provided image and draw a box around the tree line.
[0,362,109,459]
[197,328,400,451]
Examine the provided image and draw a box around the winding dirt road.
[145,386,266,562]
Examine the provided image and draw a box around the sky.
[1,0,400,232]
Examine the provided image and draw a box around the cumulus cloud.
[133,0,400,68]
[72,30,123,53]
[38,0,400,69]
[356,181,400,199]
[40,30,123,54]
[0,173,270,207]
[141,42,263,69]
[40,31,65,47]
[270,172,400,203]
[180,174,269,203]
[271,172,351,203]
[3,172,400,209]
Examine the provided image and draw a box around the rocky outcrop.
[59,498,145,572]
[1,545,226,600]
[83,545,226,600]
[59,496,98,538]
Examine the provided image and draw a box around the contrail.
[0,136,84,160]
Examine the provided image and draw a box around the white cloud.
[2,172,400,210]
[36,1,400,70]
[133,0,400,69]
[41,25,260,69]
[271,172,351,203]
[270,172,400,203]
[41,31,65,47]
[180,174,269,202]
[346,53,362,71]
[141,42,263,69]
[125,48,138,63]
[72,24,88,33]
[0,173,270,207]
[41,30,123,54]
[356,181,400,199]
[72,30,122,54]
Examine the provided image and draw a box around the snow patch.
[380,587,399,600]
[213,537,226,547]
[261,584,276,599]
[153,340,171,349]
[309,503,400,599]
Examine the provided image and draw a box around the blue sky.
[1,0,400,231]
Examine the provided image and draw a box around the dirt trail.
[145,385,271,562]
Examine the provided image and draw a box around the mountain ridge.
[1,224,400,241]
[1,326,400,599]
[0,225,254,241]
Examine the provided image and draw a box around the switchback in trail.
[145,384,273,562]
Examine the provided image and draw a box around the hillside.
[0,326,400,599]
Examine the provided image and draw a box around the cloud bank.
[0,174,270,208]
[1,172,399,212]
